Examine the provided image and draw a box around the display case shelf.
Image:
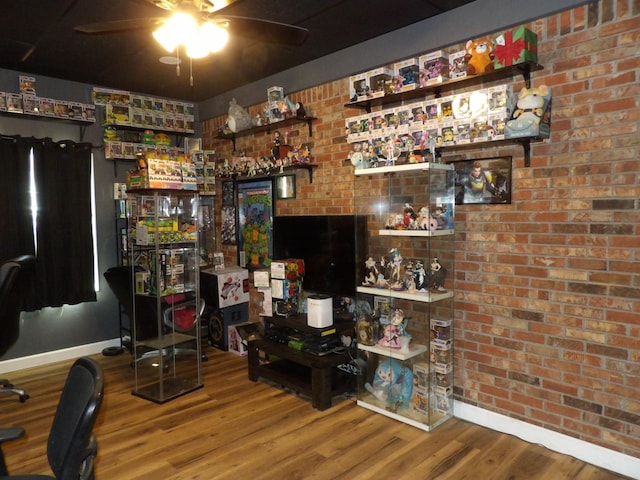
[357,285,453,303]
[358,343,428,361]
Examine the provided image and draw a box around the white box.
[449,50,467,79]
[200,267,249,308]
[418,50,450,86]
[487,84,516,115]
[253,269,270,288]
[349,72,369,102]
[227,323,249,356]
[393,58,419,92]
[366,67,394,98]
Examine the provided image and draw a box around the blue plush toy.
[364,358,414,409]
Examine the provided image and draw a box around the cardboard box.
[487,84,516,115]
[494,26,538,69]
[366,67,394,98]
[147,158,182,189]
[419,50,449,86]
[200,266,250,309]
[393,58,419,92]
[348,72,369,102]
[270,258,305,280]
[208,302,249,351]
[449,50,467,79]
[504,85,552,139]
[227,323,249,356]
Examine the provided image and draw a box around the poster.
[236,179,274,269]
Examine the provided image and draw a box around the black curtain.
[0,136,96,310]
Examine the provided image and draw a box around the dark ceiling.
[0,0,477,102]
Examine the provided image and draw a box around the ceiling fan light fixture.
[153,12,198,53]
[199,21,229,53]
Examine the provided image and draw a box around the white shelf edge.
[377,228,454,237]
[357,285,453,303]
[354,162,454,175]
[357,399,450,432]
[358,343,428,360]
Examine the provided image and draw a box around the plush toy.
[505,85,552,139]
[465,37,495,75]
[364,358,414,409]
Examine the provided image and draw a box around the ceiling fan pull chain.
[176,47,181,77]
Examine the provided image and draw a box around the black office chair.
[103,266,206,363]
[0,255,36,403]
[0,356,104,479]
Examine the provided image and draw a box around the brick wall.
[201,0,640,458]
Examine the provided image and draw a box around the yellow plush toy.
[465,36,495,75]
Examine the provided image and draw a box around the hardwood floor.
[0,348,630,479]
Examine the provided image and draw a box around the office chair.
[0,255,36,403]
[0,356,104,479]
[103,266,206,363]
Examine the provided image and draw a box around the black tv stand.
[247,315,354,410]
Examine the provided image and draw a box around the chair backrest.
[47,356,104,480]
[0,255,36,357]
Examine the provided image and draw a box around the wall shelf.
[220,163,318,183]
[345,62,543,112]
[216,116,317,150]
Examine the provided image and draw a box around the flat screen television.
[272,215,367,299]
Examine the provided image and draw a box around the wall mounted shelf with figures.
[219,163,318,183]
[345,62,545,167]
[216,116,317,151]
[345,62,543,112]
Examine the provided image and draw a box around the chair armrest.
[0,427,25,444]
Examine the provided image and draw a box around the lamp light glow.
[154,14,228,59]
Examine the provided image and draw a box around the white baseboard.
[454,401,640,479]
[0,339,121,374]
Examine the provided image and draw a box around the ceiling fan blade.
[221,16,309,46]
[75,18,166,34]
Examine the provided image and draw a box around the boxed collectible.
[438,95,454,121]
[366,67,394,98]
[271,258,305,281]
[104,103,130,125]
[19,75,36,95]
[419,50,449,86]
[83,104,96,122]
[207,302,249,351]
[228,323,250,356]
[494,26,538,69]
[6,93,23,113]
[410,103,426,128]
[146,158,183,189]
[487,84,516,114]
[54,100,70,118]
[22,95,39,115]
[393,58,419,92]
[0,92,6,112]
[200,266,250,309]
[448,50,467,79]
[267,86,284,104]
[349,72,369,102]
[504,85,552,139]
[440,122,456,146]
[430,318,451,344]
[451,92,472,120]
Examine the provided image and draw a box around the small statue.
[430,257,447,292]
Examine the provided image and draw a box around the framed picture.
[448,156,512,205]
[236,178,274,270]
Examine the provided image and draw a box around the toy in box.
[384,109,401,134]
[227,323,250,356]
[181,162,198,190]
[494,26,538,69]
[456,121,471,144]
[349,72,369,102]
[430,318,451,344]
[393,58,419,92]
[430,340,452,366]
[271,258,305,281]
[104,103,130,125]
[396,107,411,133]
[440,122,456,146]
[146,158,183,189]
[366,67,393,98]
[38,98,54,116]
[470,117,489,142]
[267,86,284,103]
[82,104,96,122]
[419,50,449,86]
[22,95,38,115]
[487,84,516,115]
[438,95,454,121]
[504,85,552,139]
[201,266,250,308]
[54,100,69,118]
[451,92,472,120]
[487,113,508,140]
[449,50,467,79]
[0,92,7,112]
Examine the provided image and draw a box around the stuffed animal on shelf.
[364,358,414,410]
[465,36,495,75]
[505,85,552,139]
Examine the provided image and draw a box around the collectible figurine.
[364,358,414,410]
[414,260,428,291]
[430,257,447,292]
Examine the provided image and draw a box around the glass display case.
[354,162,455,431]
[127,189,203,403]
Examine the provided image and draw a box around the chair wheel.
[2,382,14,388]
[19,394,29,403]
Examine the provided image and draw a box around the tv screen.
[272,215,366,298]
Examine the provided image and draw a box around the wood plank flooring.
[0,348,631,479]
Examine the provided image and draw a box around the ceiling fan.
[74,0,310,50]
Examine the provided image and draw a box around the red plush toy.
[465,36,495,75]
